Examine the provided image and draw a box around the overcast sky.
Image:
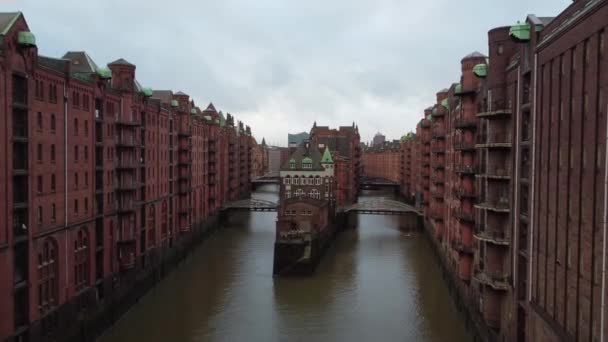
[7,0,570,146]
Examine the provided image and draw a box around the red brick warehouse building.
[361,0,608,340]
[0,12,257,341]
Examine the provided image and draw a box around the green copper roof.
[432,107,438,115]
[473,64,487,77]
[190,108,197,115]
[321,147,333,164]
[0,13,21,36]
[426,114,432,121]
[302,157,313,164]
[140,87,153,97]
[289,158,296,169]
[96,67,112,79]
[204,115,212,121]
[441,98,449,109]
[510,22,530,41]
[17,31,35,46]
[454,83,463,94]
[170,99,179,108]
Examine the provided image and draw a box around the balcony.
[454,140,476,152]
[474,224,510,246]
[454,164,477,175]
[454,117,477,130]
[116,118,141,127]
[474,269,509,291]
[454,209,474,223]
[477,108,512,118]
[117,180,139,192]
[454,187,476,199]
[116,136,138,148]
[476,199,510,213]
[485,167,511,180]
[477,133,512,149]
[116,160,138,170]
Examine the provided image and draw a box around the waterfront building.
[0,12,255,341]
[309,123,361,207]
[361,0,608,340]
[273,141,335,274]
[287,132,309,146]
[361,140,401,184]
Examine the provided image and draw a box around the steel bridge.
[341,198,421,215]
[251,171,280,185]
[359,176,400,188]
[221,198,278,212]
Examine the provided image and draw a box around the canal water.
[100,185,471,342]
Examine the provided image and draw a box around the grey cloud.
[11,0,571,144]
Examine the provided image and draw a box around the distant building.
[372,132,386,146]
[267,147,283,174]
[288,132,309,146]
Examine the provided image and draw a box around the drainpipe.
[64,82,69,290]
[601,96,608,342]
[513,66,521,286]
[528,53,538,301]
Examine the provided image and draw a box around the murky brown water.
[100,186,471,342]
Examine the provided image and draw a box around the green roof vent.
[432,107,438,115]
[17,31,36,46]
[140,87,153,97]
[204,115,212,121]
[473,64,487,77]
[509,22,530,41]
[441,98,449,109]
[454,83,463,94]
[190,108,197,115]
[302,157,312,163]
[170,99,179,108]
[426,114,433,121]
[96,67,112,79]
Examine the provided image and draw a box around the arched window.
[292,176,299,186]
[309,189,320,200]
[74,229,89,291]
[295,189,304,197]
[38,238,58,315]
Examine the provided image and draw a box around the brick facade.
[0,13,255,341]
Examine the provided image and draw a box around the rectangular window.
[74,146,79,161]
[51,204,56,222]
[37,206,43,225]
[37,144,43,162]
[84,198,88,213]
[37,175,43,194]
[84,146,88,161]
[37,112,43,130]
[74,199,78,214]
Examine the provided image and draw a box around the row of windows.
[34,80,59,103]
[283,177,326,185]
[72,91,90,111]
[285,209,313,216]
[36,197,90,225]
[285,189,321,199]
[35,144,89,163]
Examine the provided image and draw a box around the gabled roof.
[281,141,325,171]
[321,146,333,164]
[0,12,21,36]
[62,51,99,74]
[205,102,217,112]
[109,58,134,66]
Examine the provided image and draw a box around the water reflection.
[100,186,470,342]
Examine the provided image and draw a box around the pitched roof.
[38,55,70,74]
[321,146,333,164]
[175,91,188,96]
[281,141,325,171]
[62,51,99,74]
[109,58,134,66]
[205,102,217,112]
[316,136,352,159]
[0,12,22,36]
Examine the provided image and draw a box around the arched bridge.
[252,171,280,185]
[222,198,278,212]
[342,198,421,215]
[359,177,400,188]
